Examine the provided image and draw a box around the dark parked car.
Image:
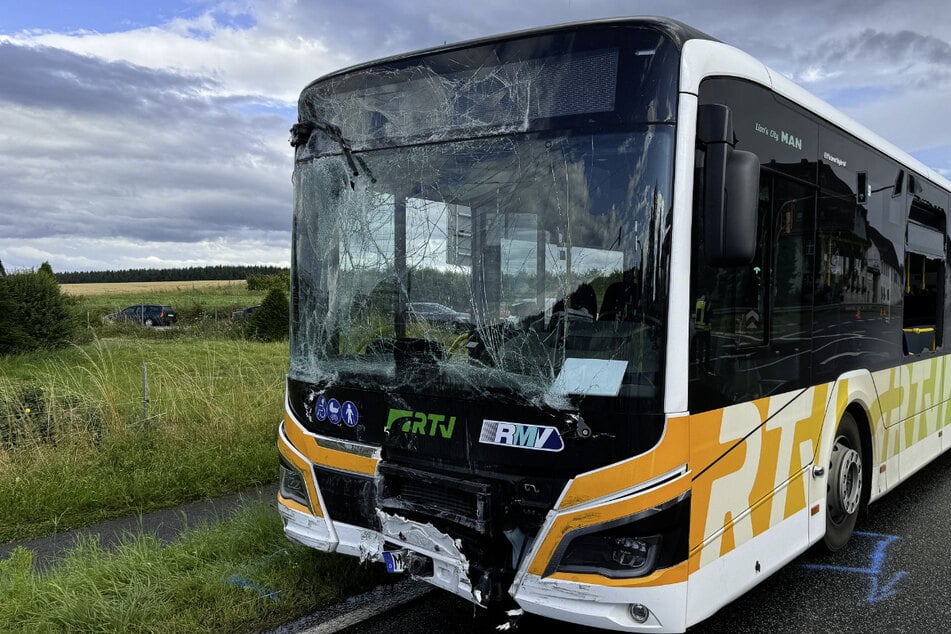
[105,304,177,327]
[231,305,260,320]
[408,302,471,329]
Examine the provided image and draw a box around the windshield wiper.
[290,120,370,181]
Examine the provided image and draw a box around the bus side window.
[903,190,947,355]
[903,251,943,354]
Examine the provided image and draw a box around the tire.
[144,318,155,327]
[823,411,865,551]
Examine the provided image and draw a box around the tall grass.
[68,283,267,326]
[0,337,287,542]
[0,502,389,633]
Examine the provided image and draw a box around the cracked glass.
[291,27,677,412]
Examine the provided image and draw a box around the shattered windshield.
[290,26,678,410]
[291,129,673,407]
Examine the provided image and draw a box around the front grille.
[312,465,378,529]
[397,478,476,517]
[378,463,493,534]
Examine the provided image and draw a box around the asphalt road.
[337,449,951,633]
[0,484,277,570]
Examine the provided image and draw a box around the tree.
[246,270,291,292]
[0,271,76,353]
[246,287,289,342]
[0,258,6,277]
[38,261,55,277]
[0,281,28,354]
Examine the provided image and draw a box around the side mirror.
[698,104,759,266]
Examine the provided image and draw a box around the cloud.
[0,41,292,265]
[4,2,349,103]
[788,29,951,91]
[0,234,290,274]
[1,0,949,272]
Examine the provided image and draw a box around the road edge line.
[295,578,434,634]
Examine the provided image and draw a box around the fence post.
[142,363,149,421]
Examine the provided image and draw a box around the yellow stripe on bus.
[557,415,690,510]
[529,473,690,577]
[284,412,379,476]
[277,493,315,517]
[278,430,324,517]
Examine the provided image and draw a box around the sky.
[1,0,950,273]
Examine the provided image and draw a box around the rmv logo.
[479,420,564,452]
[386,408,456,439]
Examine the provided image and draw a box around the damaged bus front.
[279,20,695,629]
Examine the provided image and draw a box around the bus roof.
[299,16,950,193]
[300,16,717,92]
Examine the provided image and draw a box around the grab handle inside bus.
[698,103,759,266]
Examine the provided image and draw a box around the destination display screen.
[298,25,680,152]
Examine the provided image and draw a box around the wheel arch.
[844,402,874,512]
[809,371,883,545]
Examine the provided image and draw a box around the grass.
[0,337,288,543]
[0,281,386,630]
[63,280,268,326]
[0,502,391,633]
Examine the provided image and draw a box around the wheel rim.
[828,436,862,523]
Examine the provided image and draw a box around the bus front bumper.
[278,502,477,602]
[280,493,691,633]
[512,573,687,632]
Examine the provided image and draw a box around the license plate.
[382,550,406,573]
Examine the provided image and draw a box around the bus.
[277,17,951,632]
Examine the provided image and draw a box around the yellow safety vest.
[695,298,711,331]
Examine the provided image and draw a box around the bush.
[246,288,289,342]
[0,270,77,354]
[0,283,29,353]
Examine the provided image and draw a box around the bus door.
[894,185,947,470]
[718,171,814,401]
[689,171,814,407]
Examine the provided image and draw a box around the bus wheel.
[824,411,864,551]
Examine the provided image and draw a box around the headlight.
[279,456,311,510]
[548,492,689,579]
[559,534,662,577]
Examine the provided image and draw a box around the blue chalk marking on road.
[227,574,280,602]
[801,531,907,602]
[867,571,909,603]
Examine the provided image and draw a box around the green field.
[64,280,268,330]
[0,280,287,542]
[0,336,288,542]
[0,279,393,631]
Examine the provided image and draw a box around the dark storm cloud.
[796,28,951,87]
[276,0,951,170]
[0,41,291,249]
[280,0,949,85]
[840,29,951,66]
[0,41,212,115]
[3,0,949,271]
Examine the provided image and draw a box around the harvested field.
[61,280,245,296]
